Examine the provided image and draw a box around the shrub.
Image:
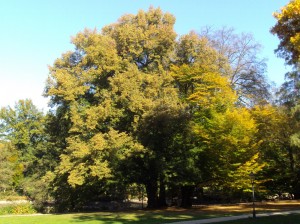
[0,203,36,215]
[0,191,27,201]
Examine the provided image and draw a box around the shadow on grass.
[71,210,218,224]
[69,201,300,223]
[71,213,300,224]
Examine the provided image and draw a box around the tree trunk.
[158,177,167,207]
[287,146,295,172]
[180,185,194,208]
[146,181,158,209]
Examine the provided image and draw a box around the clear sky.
[0,0,291,110]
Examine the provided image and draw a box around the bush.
[0,203,36,215]
[0,195,27,201]
[0,191,27,201]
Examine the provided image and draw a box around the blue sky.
[0,0,290,110]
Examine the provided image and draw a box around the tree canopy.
[272,0,300,66]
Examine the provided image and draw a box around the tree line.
[1,3,300,211]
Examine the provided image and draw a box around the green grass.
[1,207,300,224]
[0,210,221,224]
[2,213,300,224]
[217,214,300,224]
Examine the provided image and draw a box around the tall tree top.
[102,7,177,71]
[272,0,300,66]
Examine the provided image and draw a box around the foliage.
[194,107,261,194]
[272,0,300,65]
[0,192,27,201]
[171,64,236,107]
[102,7,176,71]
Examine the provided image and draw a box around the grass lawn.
[0,211,219,224]
[1,200,300,224]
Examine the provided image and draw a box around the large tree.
[44,7,271,210]
[45,8,192,210]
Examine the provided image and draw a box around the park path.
[0,213,45,218]
[166,210,300,224]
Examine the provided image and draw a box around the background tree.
[251,105,298,196]
[200,27,271,105]
[192,101,261,201]
[0,99,52,206]
[272,0,300,197]
[272,0,300,109]
[0,100,45,176]
[171,41,261,204]
[277,70,300,108]
[0,141,22,193]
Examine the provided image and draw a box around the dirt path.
[192,200,300,214]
